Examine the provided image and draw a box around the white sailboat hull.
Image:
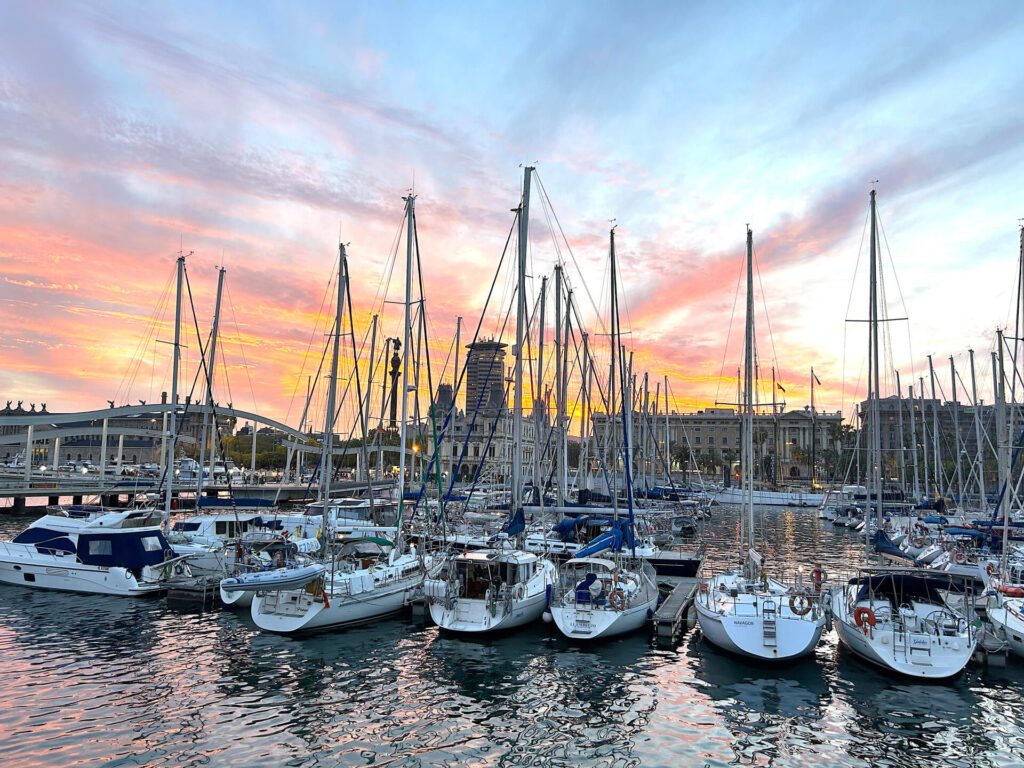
[694,598,823,660]
[428,588,548,633]
[251,577,415,634]
[551,595,655,640]
[987,596,1024,659]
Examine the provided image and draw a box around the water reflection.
[1,511,1023,767]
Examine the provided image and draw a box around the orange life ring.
[953,551,967,565]
[700,582,709,593]
[853,606,877,634]
[986,563,997,577]
[608,588,626,611]
[789,592,812,616]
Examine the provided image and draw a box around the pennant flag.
[813,372,822,385]
[777,383,786,393]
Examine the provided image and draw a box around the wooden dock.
[652,577,700,645]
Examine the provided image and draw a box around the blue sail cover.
[575,527,623,559]
[872,530,915,562]
[503,508,526,536]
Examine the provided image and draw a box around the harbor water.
[1,507,1023,767]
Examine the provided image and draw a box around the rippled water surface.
[1,507,1023,767]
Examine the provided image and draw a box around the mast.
[664,375,671,480]
[744,226,755,559]
[195,265,225,501]
[580,332,590,490]
[554,266,566,506]
[535,275,547,508]
[364,314,378,483]
[772,366,779,487]
[810,367,816,487]
[919,377,930,498]
[868,189,883,532]
[908,383,920,498]
[950,356,964,507]
[969,349,987,516]
[320,244,345,521]
[512,167,533,515]
[162,253,185,531]
[895,370,906,492]
[609,228,619,519]
[928,355,941,498]
[396,195,416,549]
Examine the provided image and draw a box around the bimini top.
[849,572,971,602]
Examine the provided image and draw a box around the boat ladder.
[762,599,778,647]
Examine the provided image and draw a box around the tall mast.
[744,227,755,556]
[928,355,941,498]
[535,275,547,508]
[320,244,345,515]
[396,195,416,547]
[868,189,883,531]
[919,377,930,497]
[512,167,533,514]
[969,349,987,516]
[363,314,378,483]
[810,367,816,487]
[950,356,964,507]
[196,264,226,501]
[554,266,565,506]
[664,375,671,479]
[908,382,920,498]
[609,227,619,518]
[895,370,906,492]
[163,253,185,530]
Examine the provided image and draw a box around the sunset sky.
[2,2,1023,431]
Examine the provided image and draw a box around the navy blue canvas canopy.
[77,530,170,568]
[12,527,76,555]
[850,572,970,604]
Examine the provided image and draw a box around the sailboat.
[830,189,976,678]
[423,167,557,633]
[549,223,659,640]
[250,199,429,634]
[695,227,825,661]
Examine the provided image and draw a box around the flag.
[777,383,786,393]
[813,372,822,386]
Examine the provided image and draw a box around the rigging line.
[297,265,340,437]
[284,258,336,428]
[876,209,918,385]
[116,264,175,405]
[533,172,610,339]
[714,237,747,408]
[426,214,519,497]
[224,281,259,413]
[751,238,781,392]
[409,214,447,526]
[842,204,872,420]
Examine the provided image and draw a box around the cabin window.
[140,536,163,552]
[215,521,228,535]
[88,540,113,556]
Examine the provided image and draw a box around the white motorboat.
[0,509,184,596]
[424,538,556,633]
[830,569,976,679]
[549,555,659,640]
